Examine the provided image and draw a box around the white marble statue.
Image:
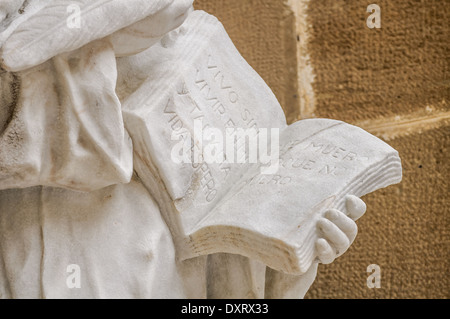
[0,0,402,299]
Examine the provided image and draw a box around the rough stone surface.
[194,0,300,123]
[304,0,449,298]
[307,127,449,299]
[0,4,401,299]
[1,0,444,299]
[196,0,449,299]
[305,0,449,123]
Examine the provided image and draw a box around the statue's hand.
[315,195,367,264]
[0,0,193,72]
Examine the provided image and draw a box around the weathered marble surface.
[0,1,401,299]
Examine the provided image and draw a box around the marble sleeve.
[0,0,194,192]
[0,40,133,192]
[1,0,194,72]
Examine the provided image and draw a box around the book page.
[189,119,402,274]
[122,11,286,243]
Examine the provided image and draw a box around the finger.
[324,209,358,244]
[1,0,189,71]
[345,195,367,221]
[315,238,335,264]
[110,0,193,56]
[317,218,350,255]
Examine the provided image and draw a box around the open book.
[121,11,402,275]
[187,119,402,274]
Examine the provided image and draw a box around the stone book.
[187,119,402,274]
[121,11,402,275]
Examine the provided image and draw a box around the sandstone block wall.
[195,0,449,299]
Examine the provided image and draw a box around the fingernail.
[346,195,367,220]
[316,238,328,251]
[317,218,331,233]
[325,209,338,220]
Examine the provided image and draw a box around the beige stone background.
[194,0,449,299]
